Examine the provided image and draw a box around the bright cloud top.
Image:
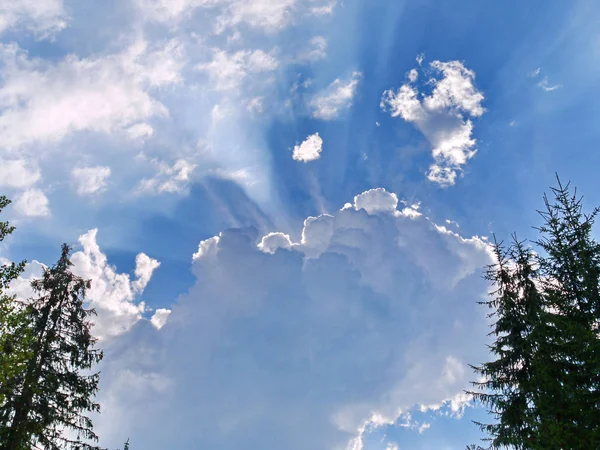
[96,187,493,450]
[293,132,323,162]
[381,59,485,186]
[311,71,362,120]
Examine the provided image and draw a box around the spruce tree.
[1,244,104,450]
[470,177,600,449]
[468,237,545,449]
[533,178,600,447]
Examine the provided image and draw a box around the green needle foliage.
[0,196,29,420]
[0,244,104,450]
[469,177,600,449]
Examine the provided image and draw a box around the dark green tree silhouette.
[532,178,600,447]
[469,177,600,449]
[468,237,545,449]
[1,245,104,450]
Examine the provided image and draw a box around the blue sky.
[1,0,600,448]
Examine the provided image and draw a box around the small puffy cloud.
[0,38,184,150]
[0,159,40,188]
[300,36,327,61]
[310,71,362,120]
[127,123,154,141]
[310,0,337,15]
[196,49,278,92]
[94,188,493,450]
[70,229,159,339]
[292,132,323,162]
[0,0,67,39]
[14,188,49,217]
[418,422,431,434]
[381,59,485,186]
[246,97,264,114]
[537,77,561,92]
[408,68,418,82]
[138,159,196,195]
[150,308,171,330]
[132,253,161,292]
[71,166,111,196]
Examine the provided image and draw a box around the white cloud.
[150,308,171,330]
[0,0,67,39]
[7,230,159,340]
[136,0,335,32]
[408,68,418,82]
[310,71,362,120]
[94,188,493,449]
[134,0,218,22]
[0,158,40,188]
[292,132,323,162]
[196,49,278,92]
[132,253,161,293]
[216,0,297,33]
[0,38,184,150]
[353,188,398,215]
[15,188,49,217]
[138,159,196,195]
[192,235,220,261]
[70,229,159,339]
[258,232,293,254]
[246,97,264,114]
[127,123,154,141]
[381,59,485,186]
[310,0,336,15]
[300,36,327,61]
[71,166,111,196]
[538,77,561,92]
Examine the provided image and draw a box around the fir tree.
[470,177,600,449]
[1,245,104,450]
[533,177,600,447]
[468,237,545,449]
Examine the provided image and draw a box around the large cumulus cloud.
[95,188,492,449]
